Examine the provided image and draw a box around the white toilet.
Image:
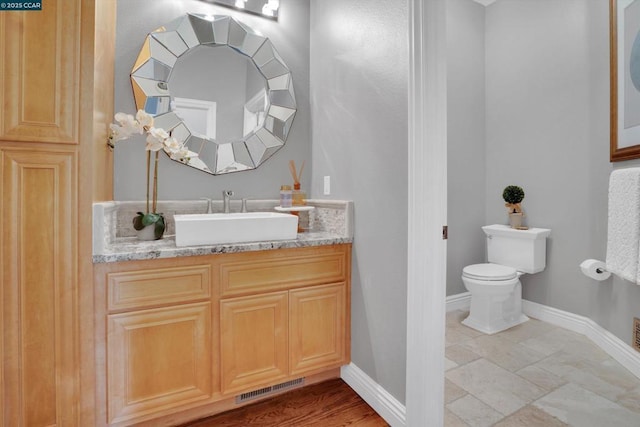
[461,224,551,334]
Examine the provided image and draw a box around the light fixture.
[203,0,279,20]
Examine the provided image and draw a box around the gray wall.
[447,0,487,296]
[114,0,310,201]
[309,0,409,403]
[449,0,640,346]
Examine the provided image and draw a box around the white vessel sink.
[174,212,298,247]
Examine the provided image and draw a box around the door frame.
[406,0,447,425]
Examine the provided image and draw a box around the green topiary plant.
[503,185,524,213]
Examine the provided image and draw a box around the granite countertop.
[93,199,354,264]
[93,231,353,263]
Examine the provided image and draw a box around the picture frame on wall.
[611,0,640,161]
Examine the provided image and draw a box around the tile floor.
[445,310,640,427]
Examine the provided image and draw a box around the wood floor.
[181,378,389,427]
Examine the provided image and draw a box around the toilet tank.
[482,224,551,274]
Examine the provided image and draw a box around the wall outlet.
[323,176,331,195]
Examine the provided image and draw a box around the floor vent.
[634,318,640,353]
[236,377,305,404]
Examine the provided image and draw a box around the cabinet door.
[107,302,212,425]
[220,292,288,395]
[289,283,347,375]
[1,148,77,426]
[0,1,81,143]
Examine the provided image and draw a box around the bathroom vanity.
[93,201,353,426]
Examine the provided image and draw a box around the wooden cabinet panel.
[218,245,348,297]
[289,283,348,375]
[107,303,213,425]
[220,292,288,394]
[107,264,211,312]
[0,0,81,143]
[1,148,77,426]
[0,0,116,425]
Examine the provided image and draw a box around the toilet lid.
[463,263,517,281]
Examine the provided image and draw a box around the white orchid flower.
[169,147,190,160]
[109,123,131,142]
[145,127,169,152]
[163,137,189,160]
[114,112,142,135]
[136,110,154,130]
[163,136,182,152]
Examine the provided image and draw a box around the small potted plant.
[503,185,525,229]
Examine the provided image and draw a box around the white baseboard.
[523,300,640,380]
[340,363,406,427]
[446,292,471,312]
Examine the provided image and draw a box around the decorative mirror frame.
[131,13,297,174]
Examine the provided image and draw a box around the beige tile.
[447,394,503,427]
[444,408,469,427]
[446,359,545,416]
[590,358,640,391]
[521,328,608,362]
[496,318,557,343]
[533,383,640,427]
[446,344,481,367]
[560,336,610,363]
[460,334,547,372]
[446,357,459,371]
[446,327,478,347]
[445,311,640,425]
[616,385,640,414]
[533,352,626,402]
[493,405,568,427]
[532,350,583,375]
[446,314,485,347]
[516,365,567,392]
[445,378,467,404]
[447,311,484,337]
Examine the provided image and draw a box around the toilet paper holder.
[580,259,611,280]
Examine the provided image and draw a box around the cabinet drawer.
[107,265,211,312]
[218,245,349,297]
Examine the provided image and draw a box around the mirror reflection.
[130,13,296,175]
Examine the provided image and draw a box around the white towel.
[606,168,640,283]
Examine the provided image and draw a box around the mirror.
[130,14,296,175]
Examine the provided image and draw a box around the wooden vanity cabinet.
[95,244,351,426]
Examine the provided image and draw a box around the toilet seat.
[462,263,517,281]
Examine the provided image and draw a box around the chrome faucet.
[222,190,234,213]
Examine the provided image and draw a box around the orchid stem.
[146,151,151,214]
[153,151,159,214]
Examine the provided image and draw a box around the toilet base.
[462,312,529,335]
[461,280,529,335]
